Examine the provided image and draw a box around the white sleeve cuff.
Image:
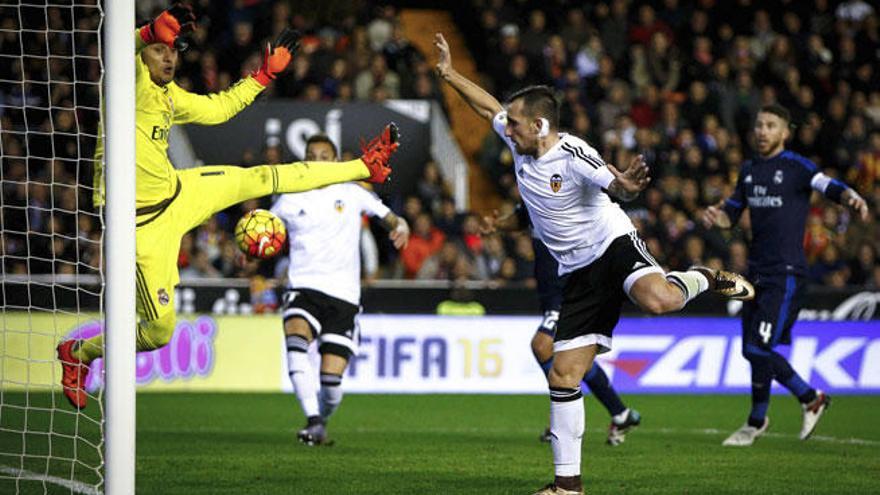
[594,166,615,189]
[810,172,832,194]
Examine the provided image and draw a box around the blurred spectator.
[6,0,879,292]
[354,53,400,100]
[401,213,445,279]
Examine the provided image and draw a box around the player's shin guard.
[549,387,584,478]
[583,365,626,417]
[286,335,320,418]
[769,350,816,403]
[319,372,344,420]
[665,270,709,304]
[743,345,773,427]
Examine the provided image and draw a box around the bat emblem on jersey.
[334,199,345,212]
[550,174,563,193]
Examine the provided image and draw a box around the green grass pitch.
[2,393,879,494]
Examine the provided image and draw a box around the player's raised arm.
[434,33,503,121]
[170,28,302,126]
[810,172,870,222]
[137,2,195,53]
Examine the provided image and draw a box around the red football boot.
[57,340,90,410]
[359,122,400,184]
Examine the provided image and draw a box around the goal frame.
[104,0,136,493]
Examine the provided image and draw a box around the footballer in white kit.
[434,33,753,495]
[270,134,410,446]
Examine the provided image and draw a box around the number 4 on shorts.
[758,321,773,344]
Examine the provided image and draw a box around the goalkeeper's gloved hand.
[139,2,196,50]
[252,28,302,86]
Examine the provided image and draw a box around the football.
[234,209,286,259]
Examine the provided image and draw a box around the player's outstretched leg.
[799,390,830,440]
[57,340,92,409]
[531,326,640,446]
[723,417,770,447]
[629,266,753,317]
[172,123,401,236]
[582,365,641,446]
[766,345,831,439]
[57,310,175,409]
[283,324,326,446]
[531,319,557,443]
[536,345,594,495]
[724,343,773,446]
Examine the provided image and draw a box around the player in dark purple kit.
[703,104,869,446]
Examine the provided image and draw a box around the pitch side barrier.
[2,314,877,395]
[4,276,880,320]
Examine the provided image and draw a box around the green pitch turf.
[2,393,879,494]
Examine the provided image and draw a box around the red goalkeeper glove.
[252,28,302,86]
[139,3,196,50]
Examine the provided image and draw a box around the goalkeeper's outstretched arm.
[171,28,301,126]
[433,33,503,121]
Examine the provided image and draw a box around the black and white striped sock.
[286,334,319,418]
[319,372,344,420]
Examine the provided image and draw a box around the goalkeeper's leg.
[173,123,399,231]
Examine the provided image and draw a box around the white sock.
[319,372,344,420]
[665,270,710,304]
[549,388,584,477]
[286,336,319,418]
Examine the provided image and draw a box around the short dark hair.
[759,104,791,124]
[506,85,560,129]
[305,133,338,158]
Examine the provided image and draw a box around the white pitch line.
[343,425,880,447]
[0,465,102,495]
[614,427,880,446]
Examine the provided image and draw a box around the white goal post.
[0,0,135,493]
[104,0,136,493]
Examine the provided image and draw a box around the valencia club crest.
[334,199,345,213]
[550,174,563,193]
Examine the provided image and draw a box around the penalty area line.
[0,465,101,495]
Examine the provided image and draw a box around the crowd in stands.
[461,0,880,289]
[1,0,878,293]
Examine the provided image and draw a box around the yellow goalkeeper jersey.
[93,30,265,209]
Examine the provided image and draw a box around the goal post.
[0,0,135,493]
[104,0,136,493]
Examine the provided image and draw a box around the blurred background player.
[483,205,641,447]
[56,3,400,410]
[272,133,410,446]
[703,104,869,446]
[435,32,754,495]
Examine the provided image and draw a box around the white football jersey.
[493,112,635,275]
[270,183,390,305]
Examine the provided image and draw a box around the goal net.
[1,1,106,493]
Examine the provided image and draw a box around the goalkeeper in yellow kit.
[57,3,400,409]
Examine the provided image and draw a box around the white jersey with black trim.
[492,111,635,275]
[271,183,390,305]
